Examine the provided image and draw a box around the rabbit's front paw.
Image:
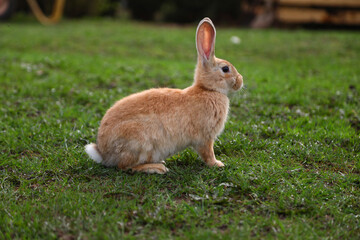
[208,160,225,167]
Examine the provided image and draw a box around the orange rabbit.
[85,17,243,174]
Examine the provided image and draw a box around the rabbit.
[85,17,243,174]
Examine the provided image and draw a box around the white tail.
[85,143,103,163]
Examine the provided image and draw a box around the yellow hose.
[26,0,65,25]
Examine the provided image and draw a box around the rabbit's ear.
[196,17,216,63]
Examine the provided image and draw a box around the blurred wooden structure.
[250,0,360,28]
[0,0,65,24]
[26,0,65,25]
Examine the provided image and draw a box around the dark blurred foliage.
[63,0,118,17]
[14,0,253,24]
[126,0,247,24]
[15,0,119,17]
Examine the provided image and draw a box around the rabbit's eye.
[221,66,229,73]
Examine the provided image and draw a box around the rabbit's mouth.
[231,75,243,91]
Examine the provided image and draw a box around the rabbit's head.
[194,18,243,95]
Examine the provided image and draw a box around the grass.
[0,18,359,239]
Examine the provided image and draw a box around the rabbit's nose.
[232,74,243,90]
[238,74,244,88]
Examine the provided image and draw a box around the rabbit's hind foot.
[131,163,169,174]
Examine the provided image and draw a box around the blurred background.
[1,0,360,28]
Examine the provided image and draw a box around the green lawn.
[0,18,359,239]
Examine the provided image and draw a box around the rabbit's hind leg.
[131,163,169,174]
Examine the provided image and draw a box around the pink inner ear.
[200,23,214,59]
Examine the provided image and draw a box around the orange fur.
[85,17,244,174]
